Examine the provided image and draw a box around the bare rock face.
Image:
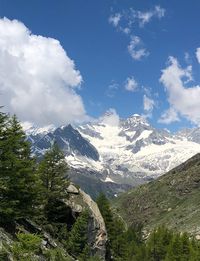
[66,184,79,194]
[80,189,107,258]
[66,184,107,259]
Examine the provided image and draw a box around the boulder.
[67,184,79,194]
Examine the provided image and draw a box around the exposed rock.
[80,189,107,258]
[64,188,107,259]
[64,199,83,214]
[67,184,79,194]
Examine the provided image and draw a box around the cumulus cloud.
[158,108,180,124]
[159,56,200,125]
[143,94,155,118]
[100,108,120,126]
[0,18,87,127]
[128,36,149,60]
[124,76,138,92]
[143,95,155,112]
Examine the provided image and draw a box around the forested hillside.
[1,110,200,260]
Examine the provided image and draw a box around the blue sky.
[1,0,200,131]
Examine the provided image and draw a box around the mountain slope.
[114,153,200,236]
[28,124,99,161]
[25,113,200,198]
[78,113,200,183]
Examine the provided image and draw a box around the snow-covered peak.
[178,127,200,144]
[124,114,150,127]
[25,112,200,188]
[22,121,55,136]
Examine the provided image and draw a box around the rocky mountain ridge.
[24,112,200,197]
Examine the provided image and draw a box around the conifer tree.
[146,226,173,261]
[0,109,8,208]
[165,233,183,261]
[37,143,69,202]
[67,210,89,257]
[0,115,40,222]
[96,193,114,239]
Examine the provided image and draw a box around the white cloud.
[124,76,138,92]
[184,52,191,64]
[0,18,88,127]
[109,13,121,27]
[100,108,120,126]
[137,11,153,27]
[106,81,119,98]
[143,95,155,112]
[109,6,165,61]
[160,56,200,125]
[120,27,131,35]
[158,108,180,124]
[137,5,165,27]
[196,47,200,63]
[128,36,149,60]
[154,5,165,19]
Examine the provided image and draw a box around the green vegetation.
[67,210,90,257]
[0,114,41,223]
[114,153,200,234]
[2,108,200,260]
[97,193,200,261]
[37,143,69,202]
[0,110,90,260]
[12,233,42,261]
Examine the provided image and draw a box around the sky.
[0,0,200,131]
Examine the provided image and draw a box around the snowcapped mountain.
[177,127,200,144]
[76,113,200,184]
[26,124,99,161]
[24,112,200,196]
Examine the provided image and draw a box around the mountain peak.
[125,114,150,127]
[21,121,55,135]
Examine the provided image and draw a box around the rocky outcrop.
[80,189,107,258]
[66,184,79,194]
[65,184,107,259]
[0,184,107,260]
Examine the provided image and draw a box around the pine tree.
[165,234,183,261]
[181,232,191,261]
[96,193,114,239]
[67,210,89,257]
[146,226,173,261]
[37,143,69,202]
[0,115,40,222]
[0,109,9,214]
[96,193,128,260]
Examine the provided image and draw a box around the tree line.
[1,109,200,260]
[0,110,98,260]
[97,193,200,261]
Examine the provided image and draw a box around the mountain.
[24,112,200,197]
[114,153,200,236]
[77,113,200,183]
[178,127,200,143]
[26,124,99,161]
